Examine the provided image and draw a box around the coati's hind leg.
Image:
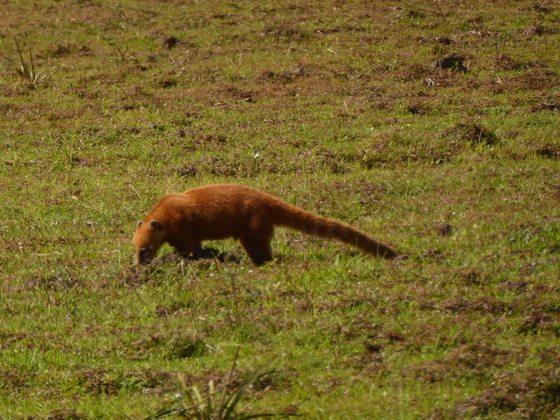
[240,236,273,266]
[239,225,274,266]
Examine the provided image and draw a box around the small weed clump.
[14,36,53,86]
[149,350,293,419]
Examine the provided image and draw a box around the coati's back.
[180,184,279,237]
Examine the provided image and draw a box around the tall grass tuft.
[14,36,53,85]
[147,349,296,419]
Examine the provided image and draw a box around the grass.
[1,0,559,418]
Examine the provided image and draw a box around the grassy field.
[1,0,559,418]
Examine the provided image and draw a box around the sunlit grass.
[1,0,559,418]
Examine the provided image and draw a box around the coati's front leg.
[173,239,202,259]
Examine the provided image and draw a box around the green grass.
[1,0,559,418]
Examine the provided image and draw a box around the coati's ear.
[137,221,143,229]
[149,219,162,230]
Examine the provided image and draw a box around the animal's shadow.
[189,247,240,264]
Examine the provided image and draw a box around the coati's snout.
[132,219,165,265]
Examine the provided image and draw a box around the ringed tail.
[269,199,400,259]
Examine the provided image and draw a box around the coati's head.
[132,219,166,264]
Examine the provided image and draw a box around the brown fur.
[132,184,400,265]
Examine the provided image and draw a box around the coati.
[132,184,400,266]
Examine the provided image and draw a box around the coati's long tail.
[270,199,400,259]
